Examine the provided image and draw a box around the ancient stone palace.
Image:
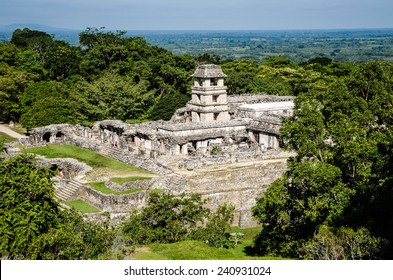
[24,64,294,227]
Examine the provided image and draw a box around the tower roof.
[191,64,227,78]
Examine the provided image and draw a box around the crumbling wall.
[183,159,288,227]
[79,186,149,213]
[37,158,93,180]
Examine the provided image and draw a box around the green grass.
[23,144,153,175]
[64,199,101,213]
[111,176,152,184]
[0,132,16,143]
[131,240,286,260]
[133,241,237,260]
[230,226,261,240]
[88,182,145,195]
[130,227,287,260]
[8,125,27,135]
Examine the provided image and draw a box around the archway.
[56,131,65,141]
[43,132,51,143]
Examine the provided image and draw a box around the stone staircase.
[55,179,84,201]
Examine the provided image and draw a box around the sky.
[1,0,393,30]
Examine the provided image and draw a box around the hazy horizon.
[1,0,392,31]
[2,23,393,33]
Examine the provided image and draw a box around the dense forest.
[0,27,366,127]
[1,28,393,259]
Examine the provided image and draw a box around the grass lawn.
[64,199,101,213]
[23,144,154,180]
[0,132,16,143]
[130,240,286,260]
[88,182,145,195]
[129,226,287,260]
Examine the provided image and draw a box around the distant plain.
[1,26,393,62]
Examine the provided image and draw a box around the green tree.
[11,28,55,65]
[0,154,114,259]
[149,92,190,121]
[252,61,393,259]
[19,80,86,128]
[303,225,382,260]
[44,41,81,80]
[20,96,84,129]
[0,62,38,122]
[90,71,155,121]
[27,209,114,260]
[15,49,47,77]
[192,203,235,248]
[0,42,18,65]
[262,56,298,68]
[122,192,210,245]
[0,154,59,259]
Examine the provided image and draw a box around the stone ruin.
[24,64,295,227]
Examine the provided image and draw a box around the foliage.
[0,43,18,65]
[122,192,234,248]
[221,58,335,96]
[11,28,54,50]
[122,192,209,244]
[303,225,382,260]
[0,153,59,259]
[149,92,190,121]
[0,139,4,153]
[88,72,155,121]
[191,203,235,248]
[0,61,38,122]
[0,153,114,259]
[252,61,393,259]
[26,208,113,259]
[1,28,196,125]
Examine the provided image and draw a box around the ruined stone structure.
[24,64,294,227]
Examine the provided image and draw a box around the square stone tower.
[189,64,230,123]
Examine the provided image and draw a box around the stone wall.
[77,158,287,227]
[79,185,149,213]
[181,159,287,227]
[37,158,93,180]
[105,179,154,192]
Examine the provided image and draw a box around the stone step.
[55,179,84,201]
[59,187,76,195]
[68,180,84,188]
[56,193,69,201]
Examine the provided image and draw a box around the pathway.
[0,124,27,138]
